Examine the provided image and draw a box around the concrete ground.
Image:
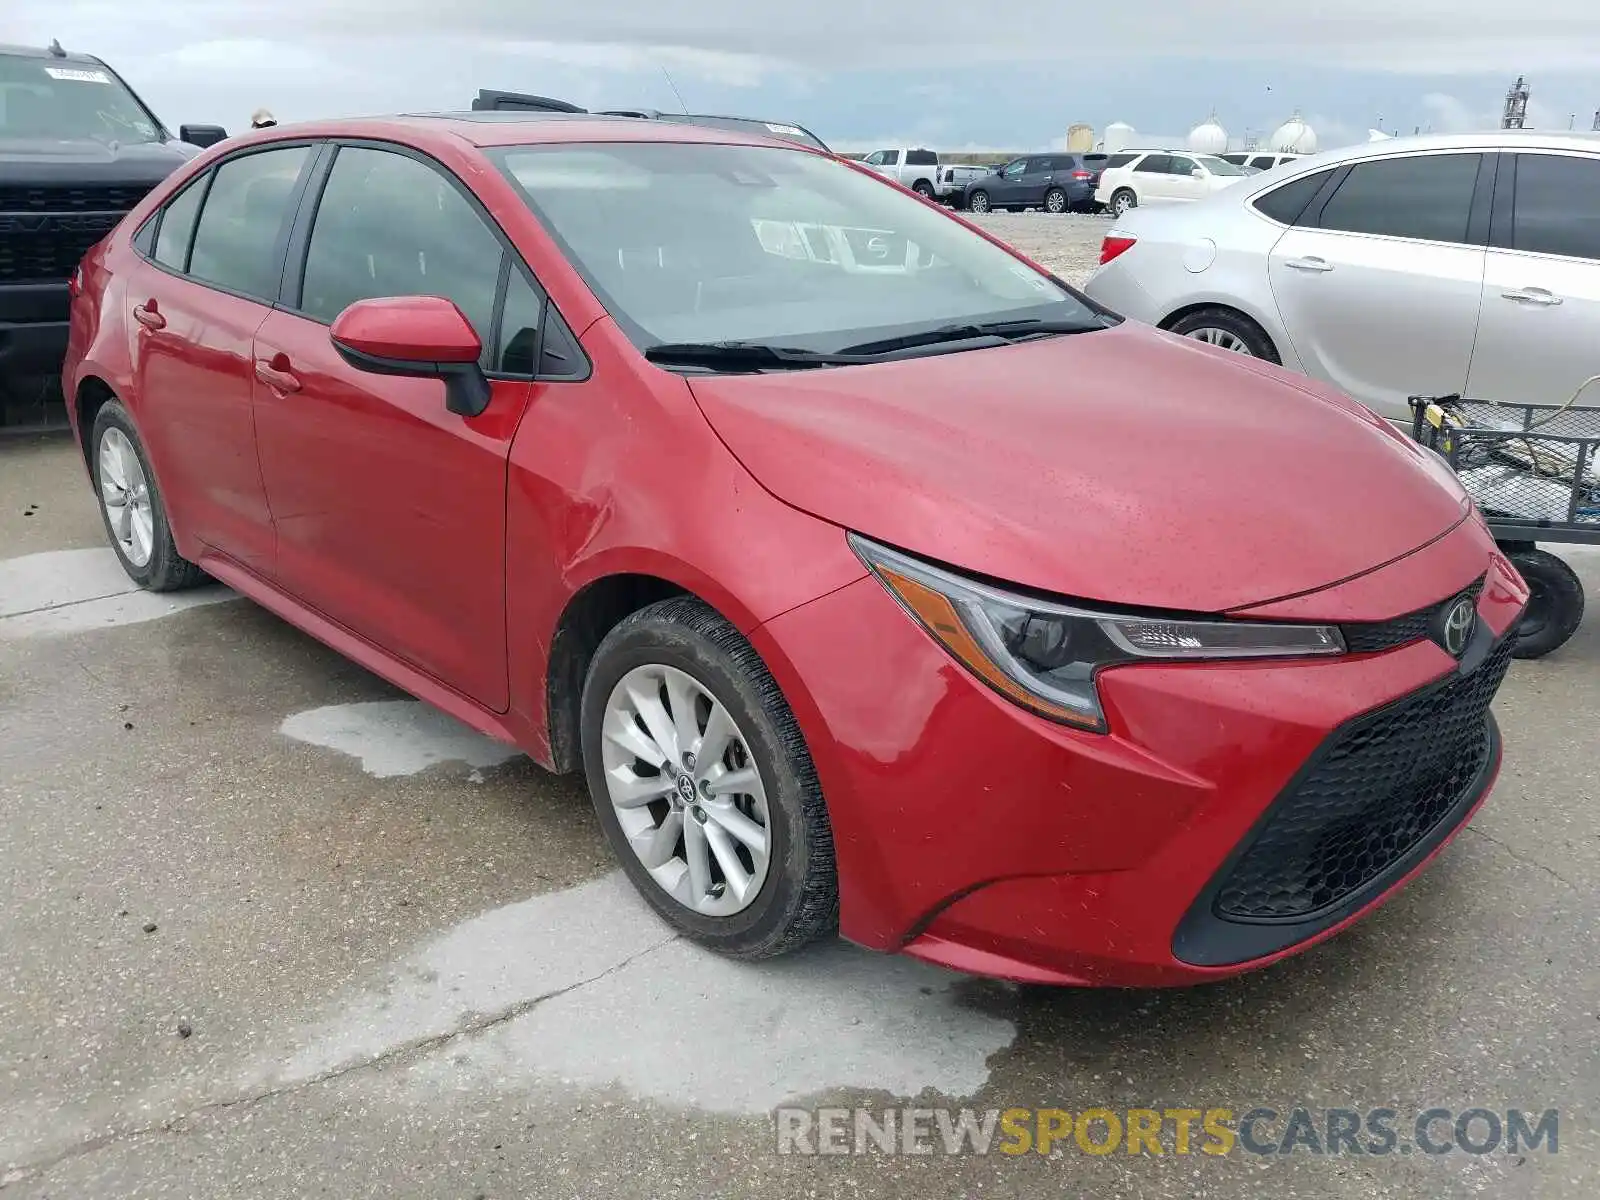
[2,221,1597,1197]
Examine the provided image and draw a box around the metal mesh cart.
[1409,392,1598,658]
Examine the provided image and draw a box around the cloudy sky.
[8,1,1600,151]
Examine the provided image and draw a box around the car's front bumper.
[752,526,1527,987]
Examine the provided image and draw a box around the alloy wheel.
[600,663,772,917]
[969,192,990,213]
[1185,327,1253,354]
[98,427,155,568]
[1045,190,1066,213]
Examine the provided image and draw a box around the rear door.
[1130,153,1174,202]
[1267,151,1491,421]
[1466,149,1600,406]
[251,143,541,709]
[123,143,316,574]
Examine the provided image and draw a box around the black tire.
[912,179,935,199]
[1044,187,1068,214]
[1110,188,1137,217]
[967,189,991,213]
[1505,547,1585,659]
[1165,306,1281,364]
[580,597,838,959]
[88,400,207,591]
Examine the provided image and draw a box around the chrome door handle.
[1501,287,1563,306]
[1284,256,1333,273]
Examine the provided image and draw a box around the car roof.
[215,111,818,153]
[0,41,105,65]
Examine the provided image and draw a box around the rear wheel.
[912,179,935,199]
[1166,307,1280,363]
[1044,187,1068,214]
[580,597,838,958]
[90,400,206,591]
[1110,188,1137,217]
[967,189,991,213]
[1504,547,1585,659]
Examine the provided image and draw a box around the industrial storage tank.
[1066,123,1094,153]
[1269,112,1318,154]
[1103,122,1136,154]
[1188,114,1228,155]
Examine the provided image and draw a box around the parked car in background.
[1220,151,1304,174]
[1084,132,1600,423]
[1095,151,1251,217]
[858,148,945,199]
[936,161,994,206]
[469,90,832,154]
[0,40,223,427]
[962,153,1108,214]
[63,112,1525,988]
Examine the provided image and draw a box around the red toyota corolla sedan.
[63,114,1528,987]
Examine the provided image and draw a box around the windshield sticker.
[44,67,113,83]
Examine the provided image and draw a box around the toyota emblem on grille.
[1438,595,1476,657]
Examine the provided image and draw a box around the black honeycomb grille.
[1214,632,1515,922]
[1339,577,1484,655]
[0,184,154,213]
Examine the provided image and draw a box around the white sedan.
[1083,131,1600,423]
[1092,151,1251,218]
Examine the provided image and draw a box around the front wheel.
[1044,187,1068,214]
[967,189,991,213]
[1504,547,1585,659]
[581,597,838,959]
[1110,188,1137,217]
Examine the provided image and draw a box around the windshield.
[1195,155,1247,176]
[495,142,1102,354]
[0,53,163,144]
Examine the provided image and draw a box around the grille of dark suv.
[0,184,154,213]
[1213,630,1515,922]
[0,219,122,284]
[1339,577,1485,655]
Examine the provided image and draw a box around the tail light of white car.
[1099,235,1137,265]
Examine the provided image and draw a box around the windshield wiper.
[644,341,870,372]
[837,316,1106,357]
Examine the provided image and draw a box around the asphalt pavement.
[2,424,1597,1200]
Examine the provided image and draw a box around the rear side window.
[1134,155,1170,174]
[152,174,207,271]
[299,146,504,350]
[187,146,310,300]
[905,149,937,167]
[1315,153,1481,244]
[1252,168,1335,225]
[1103,153,1137,169]
[1249,156,1277,171]
[1510,153,1600,261]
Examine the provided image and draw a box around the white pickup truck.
[858,148,988,203]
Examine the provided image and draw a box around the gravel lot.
[962,210,1111,285]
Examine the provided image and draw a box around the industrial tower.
[1502,76,1530,128]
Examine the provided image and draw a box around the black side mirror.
[179,124,228,148]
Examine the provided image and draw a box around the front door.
[125,143,315,575]
[1164,154,1209,202]
[1466,150,1600,407]
[990,159,1028,206]
[251,143,535,710]
[1268,151,1489,421]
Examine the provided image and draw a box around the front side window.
[1000,160,1026,179]
[0,52,162,145]
[1510,153,1600,262]
[1192,155,1245,176]
[153,174,208,271]
[299,146,504,348]
[1316,153,1481,245]
[862,151,888,167]
[1167,156,1199,175]
[187,146,310,301]
[496,141,1100,354]
[496,268,544,375]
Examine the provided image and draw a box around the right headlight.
[850,534,1345,733]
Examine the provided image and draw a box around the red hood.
[688,322,1470,613]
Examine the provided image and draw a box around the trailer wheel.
[1504,547,1585,659]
